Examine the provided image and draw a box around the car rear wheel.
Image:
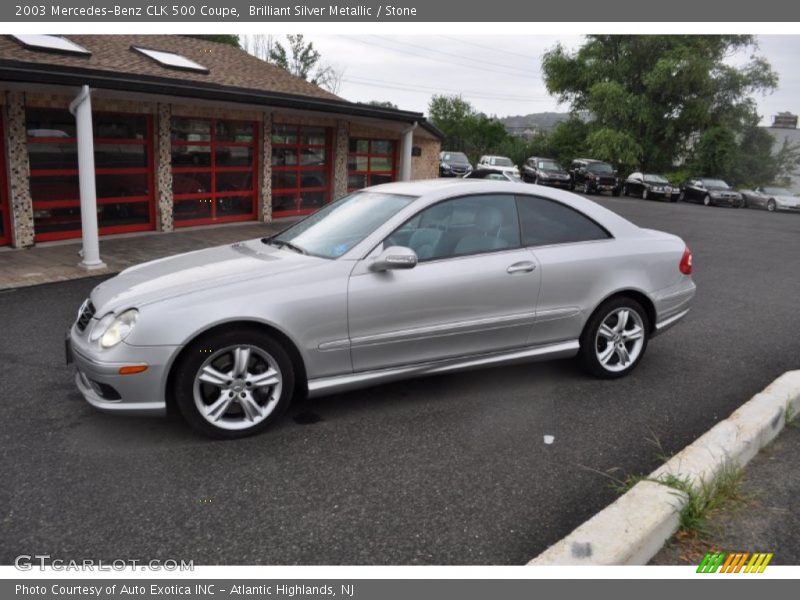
[767,199,777,212]
[579,297,650,379]
[174,328,295,439]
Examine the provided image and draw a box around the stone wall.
[333,120,350,200]
[156,103,174,232]
[411,136,441,180]
[5,91,34,248]
[260,113,272,222]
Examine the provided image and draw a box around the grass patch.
[652,463,747,538]
[786,403,799,429]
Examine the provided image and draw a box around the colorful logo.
[697,552,773,573]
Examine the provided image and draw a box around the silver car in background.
[740,186,800,212]
[67,180,696,439]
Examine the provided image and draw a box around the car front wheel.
[174,328,295,439]
[767,199,777,212]
[579,297,650,379]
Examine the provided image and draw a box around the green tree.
[269,34,342,92]
[542,36,778,172]
[184,34,240,47]
[428,95,513,163]
[366,100,399,109]
[691,126,738,180]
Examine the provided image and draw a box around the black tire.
[612,187,621,197]
[622,185,629,196]
[703,194,712,207]
[767,199,777,212]
[642,188,649,200]
[678,190,685,202]
[578,296,651,379]
[173,327,296,439]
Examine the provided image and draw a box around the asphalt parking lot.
[1,196,799,565]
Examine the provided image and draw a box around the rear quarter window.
[516,195,611,246]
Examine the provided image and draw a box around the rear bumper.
[69,328,174,416]
[652,278,696,337]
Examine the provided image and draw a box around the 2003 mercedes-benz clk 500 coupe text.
[67,180,696,438]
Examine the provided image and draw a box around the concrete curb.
[528,369,800,565]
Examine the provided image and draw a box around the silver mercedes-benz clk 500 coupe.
[67,179,696,438]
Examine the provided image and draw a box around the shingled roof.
[0,34,342,101]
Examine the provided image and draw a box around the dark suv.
[521,156,571,188]
[569,159,621,196]
[439,151,473,177]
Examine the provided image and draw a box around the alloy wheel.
[192,345,283,431]
[594,308,646,373]
[767,199,776,212]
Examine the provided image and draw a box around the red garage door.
[26,109,156,242]
[347,138,397,192]
[271,125,332,217]
[0,118,11,246]
[171,118,259,227]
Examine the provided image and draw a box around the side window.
[516,195,610,247]
[385,194,521,261]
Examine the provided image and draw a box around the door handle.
[507,261,536,274]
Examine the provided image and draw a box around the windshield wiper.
[261,238,307,255]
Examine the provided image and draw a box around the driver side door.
[347,194,542,372]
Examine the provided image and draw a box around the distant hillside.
[499,112,569,133]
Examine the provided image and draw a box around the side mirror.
[370,246,418,272]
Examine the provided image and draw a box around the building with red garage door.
[0,34,442,248]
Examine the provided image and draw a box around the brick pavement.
[0,220,297,290]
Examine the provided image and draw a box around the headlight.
[92,309,138,349]
[441,163,451,170]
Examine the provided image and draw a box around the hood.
[90,239,324,314]
[775,194,800,204]
[442,159,471,167]
[490,164,519,173]
[542,168,568,175]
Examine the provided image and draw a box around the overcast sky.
[292,35,800,125]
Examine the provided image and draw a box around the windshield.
[443,152,469,163]
[763,187,792,195]
[587,163,614,173]
[270,192,416,258]
[702,179,730,189]
[644,174,669,184]
[490,157,514,167]
[537,160,563,171]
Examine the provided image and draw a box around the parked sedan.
[679,178,743,207]
[67,180,695,439]
[522,157,571,188]
[623,173,678,202]
[740,186,800,212]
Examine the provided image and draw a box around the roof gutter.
[0,60,444,139]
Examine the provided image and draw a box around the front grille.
[76,300,96,332]
[599,177,616,186]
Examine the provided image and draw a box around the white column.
[69,85,106,270]
[399,122,417,182]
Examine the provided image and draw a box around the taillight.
[679,247,693,275]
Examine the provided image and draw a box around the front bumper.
[538,178,572,188]
[69,326,176,416]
